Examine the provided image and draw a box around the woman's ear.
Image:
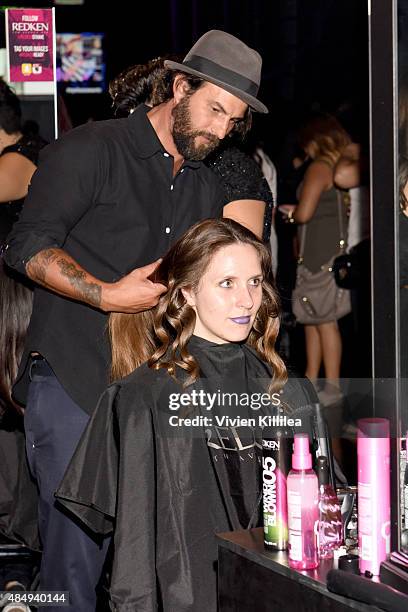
[181,287,196,307]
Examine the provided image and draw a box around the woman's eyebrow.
[215,273,263,280]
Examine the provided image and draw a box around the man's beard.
[171,96,220,161]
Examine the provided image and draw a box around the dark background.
[1,0,369,155]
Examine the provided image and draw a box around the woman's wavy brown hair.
[109,218,286,391]
[298,113,350,164]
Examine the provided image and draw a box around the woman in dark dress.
[57,218,316,611]
[0,78,47,411]
[0,80,46,244]
[109,58,273,244]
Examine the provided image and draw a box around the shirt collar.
[127,104,201,169]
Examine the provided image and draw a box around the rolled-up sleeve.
[3,125,102,275]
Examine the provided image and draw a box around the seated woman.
[56,218,316,612]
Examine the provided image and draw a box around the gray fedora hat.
[164,30,268,114]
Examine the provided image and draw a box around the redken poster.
[5,8,55,82]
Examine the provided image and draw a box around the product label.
[262,447,289,548]
[381,521,391,555]
[290,534,302,561]
[288,490,302,561]
[263,456,277,527]
[358,482,372,560]
[263,439,281,451]
[361,534,372,561]
[405,485,408,522]
[400,449,406,530]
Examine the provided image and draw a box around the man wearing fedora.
[3,30,268,611]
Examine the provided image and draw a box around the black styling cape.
[0,413,39,550]
[56,337,316,612]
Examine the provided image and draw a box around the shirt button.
[170,185,174,191]
[165,227,171,234]
[163,152,169,157]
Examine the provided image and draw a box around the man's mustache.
[193,131,220,146]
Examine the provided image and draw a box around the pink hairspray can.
[357,418,390,575]
[287,433,319,570]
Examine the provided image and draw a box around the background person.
[334,137,371,378]
[0,78,47,412]
[279,114,351,399]
[0,78,47,243]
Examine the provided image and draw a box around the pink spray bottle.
[357,418,390,575]
[287,433,319,570]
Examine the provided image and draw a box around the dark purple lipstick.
[230,316,251,324]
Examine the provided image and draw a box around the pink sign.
[6,8,55,82]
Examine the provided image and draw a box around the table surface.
[216,527,377,611]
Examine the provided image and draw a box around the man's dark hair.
[109,59,251,140]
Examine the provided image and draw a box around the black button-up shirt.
[4,104,226,413]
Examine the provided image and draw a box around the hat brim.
[164,59,268,114]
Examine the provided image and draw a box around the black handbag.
[332,252,360,289]
[333,239,369,290]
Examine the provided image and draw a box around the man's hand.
[101,259,167,313]
[26,248,167,313]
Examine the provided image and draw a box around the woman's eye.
[249,277,262,287]
[220,279,233,288]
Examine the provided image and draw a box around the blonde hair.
[299,113,350,165]
[109,218,287,391]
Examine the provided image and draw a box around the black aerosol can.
[262,427,293,550]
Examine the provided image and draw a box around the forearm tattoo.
[26,248,59,284]
[57,259,102,308]
[26,248,102,308]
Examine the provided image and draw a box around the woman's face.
[182,243,263,344]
